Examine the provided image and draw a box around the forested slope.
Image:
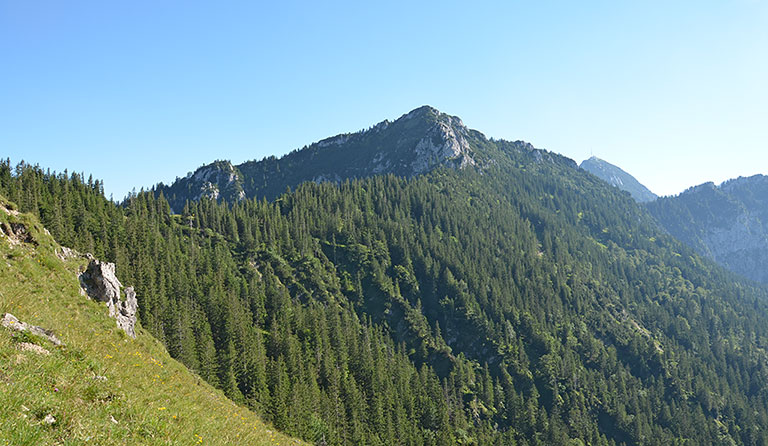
[5,140,768,445]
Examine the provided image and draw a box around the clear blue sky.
[2,1,767,200]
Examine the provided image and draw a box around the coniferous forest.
[5,142,768,445]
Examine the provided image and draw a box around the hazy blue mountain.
[580,156,657,202]
[647,174,768,283]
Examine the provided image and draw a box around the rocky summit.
[154,106,483,210]
[580,156,657,203]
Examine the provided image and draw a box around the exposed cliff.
[647,175,768,283]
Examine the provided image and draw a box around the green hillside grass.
[0,198,305,446]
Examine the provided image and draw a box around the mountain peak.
[580,156,657,202]
[301,105,478,179]
[157,107,483,207]
[403,104,440,117]
[400,105,466,129]
[155,106,581,210]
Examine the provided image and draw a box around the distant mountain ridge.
[155,106,569,210]
[647,174,768,284]
[579,156,657,202]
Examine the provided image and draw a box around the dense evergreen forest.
[5,149,768,445]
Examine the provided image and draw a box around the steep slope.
[580,156,657,202]
[647,175,768,284]
[156,106,483,209]
[0,197,304,446]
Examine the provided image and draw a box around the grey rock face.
[1,313,64,346]
[116,287,139,338]
[55,246,80,261]
[80,260,122,303]
[189,161,244,202]
[703,213,768,283]
[647,175,768,284]
[79,260,138,338]
[410,114,475,175]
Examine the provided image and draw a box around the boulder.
[1,313,64,346]
[79,260,138,338]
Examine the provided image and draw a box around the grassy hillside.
[0,198,304,446]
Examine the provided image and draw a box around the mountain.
[0,196,303,446]
[647,174,768,284]
[157,106,509,209]
[6,108,768,445]
[580,156,657,202]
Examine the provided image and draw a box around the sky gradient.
[2,1,767,200]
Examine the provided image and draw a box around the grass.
[0,198,305,446]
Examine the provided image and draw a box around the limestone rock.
[1,313,64,346]
[79,260,138,338]
[18,342,50,355]
[115,286,138,338]
[56,246,81,261]
[0,221,37,246]
[80,260,122,303]
[410,112,476,176]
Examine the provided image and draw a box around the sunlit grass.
[0,199,305,445]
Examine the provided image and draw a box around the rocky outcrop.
[158,160,246,212]
[189,161,244,202]
[79,260,138,338]
[2,313,64,346]
[0,221,37,246]
[410,112,476,175]
[55,246,80,261]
